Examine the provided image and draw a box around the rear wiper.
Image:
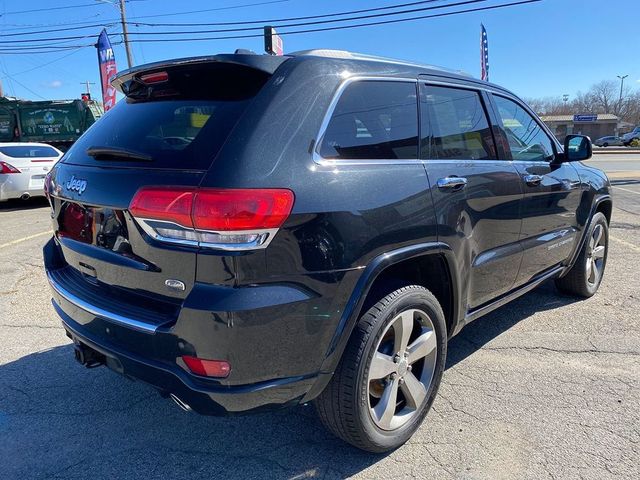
[86,146,152,162]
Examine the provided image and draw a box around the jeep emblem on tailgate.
[65,175,87,195]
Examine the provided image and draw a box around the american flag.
[480,24,489,82]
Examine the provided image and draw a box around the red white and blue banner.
[96,29,118,111]
[480,23,489,82]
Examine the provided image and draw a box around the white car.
[0,142,63,202]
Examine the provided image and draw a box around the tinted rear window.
[318,81,418,160]
[0,145,59,158]
[63,63,269,170]
[421,85,496,160]
[65,99,250,170]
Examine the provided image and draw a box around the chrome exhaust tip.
[169,393,192,412]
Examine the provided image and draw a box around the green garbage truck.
[0,97,103,150]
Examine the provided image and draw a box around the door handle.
[524,174,543,186]
[437,176,467,191]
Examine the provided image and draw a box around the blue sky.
[0,0,638,102]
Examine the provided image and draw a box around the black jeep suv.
[44,50,611,452]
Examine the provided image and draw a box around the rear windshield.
[0,145,59,158]
[63,98,250,170]
[63,62,270,170]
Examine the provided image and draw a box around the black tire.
[314,285,447,452]
[603,142,608,147]
[555,212,608,297]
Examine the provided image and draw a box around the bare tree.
[526,79,640,125]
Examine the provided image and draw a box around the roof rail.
[289,49,472,77]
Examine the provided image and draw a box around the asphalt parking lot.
[1,154,639,480]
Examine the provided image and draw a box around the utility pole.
[96,0,134,68]
[562,94,569,114]
[119,0,134,68]
[617,74,628,113]
[80,80,95,97]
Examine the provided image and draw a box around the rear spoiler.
[111,54,289,94]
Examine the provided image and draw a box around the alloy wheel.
[367,309,437,431]
[586,223,606,286]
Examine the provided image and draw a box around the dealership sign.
[574,114,598,122]
[264,26,283,56]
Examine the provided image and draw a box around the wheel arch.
[312,243,461,386]
[561,194,612,277]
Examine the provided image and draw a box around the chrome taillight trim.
[134,217,280,251]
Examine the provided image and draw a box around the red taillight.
[193,189,294,231]
[140,71,169,84]
[129,187,195,227]
[182,355,230,378]
[129,187,295,250]
[0,161,20,174]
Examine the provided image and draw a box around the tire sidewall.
[354,288,447,451]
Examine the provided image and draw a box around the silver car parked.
[594,136,624,147]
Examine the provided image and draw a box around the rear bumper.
[0,173,45,201]
[44,236,346,414]
[54,301,320,415]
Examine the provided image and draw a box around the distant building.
[540,114,619,142]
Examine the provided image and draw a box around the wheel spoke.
[393,311,414,354]
[592,224,603,247]
[407,330,436,364]
[589,258,598,283]
[369,352,397,380]
[586,257,593,280]
[400,372,427,409]
[373,376,400,429]
[592,245,605,260]
[591,260,600,281]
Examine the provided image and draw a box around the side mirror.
[563,134,592,162]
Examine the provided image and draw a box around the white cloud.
[42,80,63,88]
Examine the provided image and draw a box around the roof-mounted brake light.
[139,71,169,84]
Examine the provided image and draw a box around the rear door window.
[318,80,418,160]
[420,85,496,160]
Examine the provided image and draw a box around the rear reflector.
[0,161,20,174]
[129,187,294,251]
[182,355,230,378]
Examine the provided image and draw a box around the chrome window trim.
[312,76,419,167]
[47,271,159,334]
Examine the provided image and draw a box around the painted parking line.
[613,186,640,195]
[610,235,640,253]
[0,231,50,250]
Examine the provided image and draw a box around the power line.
[0,0,505,45]
[0,2,103,16]
[0,0,465,43]
[0,22,118,37]
[0,49,84,79]
[121,0,292,21]
[131,0,489,37]
[118,0,544,44]
[0,0,542,53]
[0,0,291,31]
[2,74,47,100]
[131,0,447,27]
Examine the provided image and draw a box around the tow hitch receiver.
[73,341,105,368]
